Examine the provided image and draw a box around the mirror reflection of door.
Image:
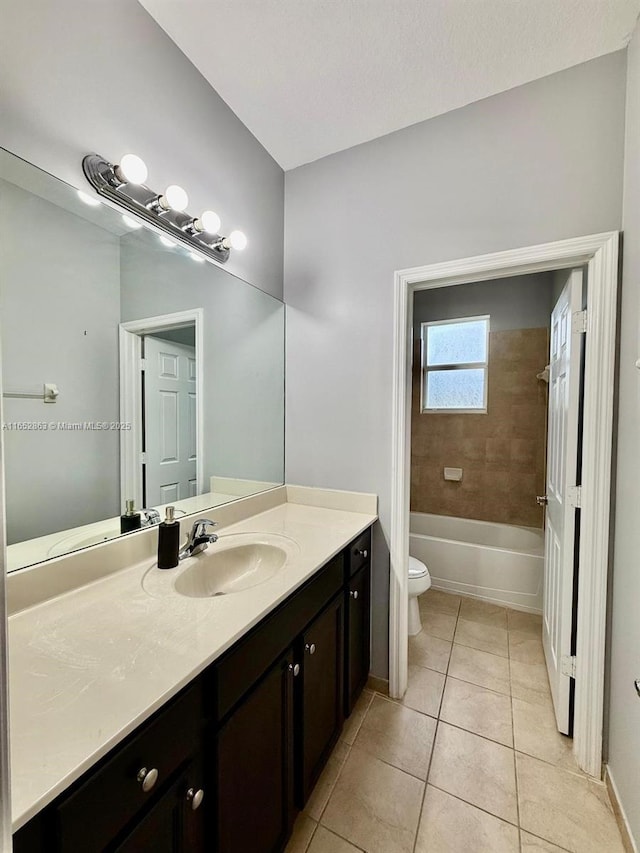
[142,327,197,507]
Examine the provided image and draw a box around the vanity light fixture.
[113,154,148,186]
[82,152,248,264]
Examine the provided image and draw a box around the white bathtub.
[410,512,543,612]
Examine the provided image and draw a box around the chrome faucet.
[179,519,218,560]
[140,508,162,527]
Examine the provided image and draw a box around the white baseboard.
[605,765,638,853]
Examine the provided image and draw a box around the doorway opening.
[390,232,619,777]
[119,309,204,514]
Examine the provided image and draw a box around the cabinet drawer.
[214,554,343,721]
[56,682,204,853]
[347,528,371,576]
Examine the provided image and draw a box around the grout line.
[508,628,523,851]
[426,781,521,830]
[411,597,461,853]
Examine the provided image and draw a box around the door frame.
[389,232,619,777]
[119,308,204,509]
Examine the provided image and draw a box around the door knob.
[350,590,359,599]
[136,767,159,792]
[288,662,300,677]
[186,787,204,810]
[536,495,548,506]
[634,679,640,698]
[305,643,316,655]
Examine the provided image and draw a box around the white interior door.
[143,335,197,506]
[543,268,583,735]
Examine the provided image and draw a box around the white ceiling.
[139,0,640,170]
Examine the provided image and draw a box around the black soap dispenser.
[157,506,180,570]
[120,499,142,534]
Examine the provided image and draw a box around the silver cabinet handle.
[305,643,316,655]
[288,662,300,677]
[350,590,359,600]
[356,549,368,558]
[186,787,205,810]
[137,767,158,792]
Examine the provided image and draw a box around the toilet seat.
[409,556,428,578]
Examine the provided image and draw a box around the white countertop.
[8,498,377,831]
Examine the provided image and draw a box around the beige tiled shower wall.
[411,328,549,528]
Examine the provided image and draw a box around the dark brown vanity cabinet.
[13,527,373,853]
[213,650,296,853]
[297,593,344,803]
[345,528,372,716]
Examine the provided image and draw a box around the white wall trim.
[119,309,205,510]
[390,231,619,778]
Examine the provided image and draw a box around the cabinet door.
[214,650,295,853]
[112,758,205,853]
[297,594,344,804]
[345,564,371,716]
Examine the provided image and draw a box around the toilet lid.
[409,556,428,578]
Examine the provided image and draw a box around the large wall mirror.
[0,148,285,572]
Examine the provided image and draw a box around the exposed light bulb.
[159,235,177,248]
[164,184,188,212]
[228,230,247,251]
[77,190,101,207]
[189,252,205,263]
[122,214,142,230]
[199,210,221,234]
[115,154,148,185]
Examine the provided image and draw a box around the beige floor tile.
[509,630,545,664]
[440,677,513,746]
[454,618,509,657]
[341,688,374,745]
[516,753,625,853]
[305,739,350,820]
[520,832,569,852]
[510,660,551,707]
[418,589,461,615]
[354,695,436,780]
[401,664,445,717]
[429,722,518,824]
[419,609,458,641]
[448,644,511,695]
[322,746,424,853]
[408,632,452,673]
[307,826,361,853]
[507,609,542,636]
[512,697,579,771]
[459,597,508,629]
[285,814,317,853]
[415,786,519,852]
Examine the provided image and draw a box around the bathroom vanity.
[9,494,375,853]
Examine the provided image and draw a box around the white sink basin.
[142,533,299,599]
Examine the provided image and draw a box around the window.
[421,316,489,412]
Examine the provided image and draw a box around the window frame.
[420,314,490,414]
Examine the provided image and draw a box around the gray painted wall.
[284,52,627,678]
[120,232,285,486]
[0,181,121,543]
[608,23,640,846]
[0,0,284,299]
[413,273,555,336]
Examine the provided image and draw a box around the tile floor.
[286,589,626,853]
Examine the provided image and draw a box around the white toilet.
[408,556,432,636]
